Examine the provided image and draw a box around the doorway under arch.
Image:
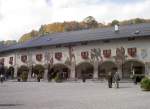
[48,63,70,81]
[98,61,117,79]
[122,59,145,79]
[75,62,94,79]
[6,66,14,79]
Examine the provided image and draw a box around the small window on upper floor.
[103,40,110,43]
[81,42,88,45]
[128,37,135,41]
[56,45,62,48]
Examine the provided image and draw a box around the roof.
[0,45,10,51]
[1,23,150,53]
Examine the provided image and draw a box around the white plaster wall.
[0,52,15,68]
[74,37,150,65]
[1,37,150,68]
[48,46,69,65]
[30,48,45,66]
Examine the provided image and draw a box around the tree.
[110,20,120,26]
[133,18,145,24]
[39,25,47,36]
[19,30,39,43]
[83,16,98,29]
[64,21,81,31]
[0,41,5,45]
[4,40,17,45]
[120,18,146,25]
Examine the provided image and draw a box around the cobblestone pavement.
[0,81,150,109]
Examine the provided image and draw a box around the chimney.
[114,25,119,32]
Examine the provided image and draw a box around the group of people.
[107,68,120,88]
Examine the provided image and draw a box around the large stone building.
[0,23,150,80]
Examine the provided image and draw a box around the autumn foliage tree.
[17,17,150,43]
[19,30,39,43]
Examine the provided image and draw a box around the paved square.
[0,81,150,109]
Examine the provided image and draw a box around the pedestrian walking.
[0,63,5,83]
[82,70,86,82]
[107,71,113,88]
[0,74,4,83]
[113,70,120,88]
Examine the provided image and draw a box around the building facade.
[0,23,150,80]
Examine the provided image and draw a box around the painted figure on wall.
[45,51,53,66]
[91,48,103,62]
[141,49,147,59]
[115,47,126,65]
[65,46,76,66]
[69,46,75,63]
[55,52,62,61]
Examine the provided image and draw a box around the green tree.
[5,40,17,45]
[110,20,120,26]
[39,25,47,36]
[133,18,145,24]
[83,16,98,29]
[19,30,39,43]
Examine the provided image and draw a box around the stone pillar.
[145,62,150,76]
[44,68,48,80]
[28,66,32,81]
[14,65,18,78]
[69,65,76,81]
[93,61,99,80]
[117,65,123,79]
[14,52,18,78]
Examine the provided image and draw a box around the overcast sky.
[0,0,150,41]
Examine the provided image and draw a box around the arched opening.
[75,62,94,79]
[122,59,145,79]
[48,64,70,81]
[98,61,117,79]
[32,64,45,82]
[17,65,29,82]
[6,66,14,79]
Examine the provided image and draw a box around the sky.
[0,0,150,41]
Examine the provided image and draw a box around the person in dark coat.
[113,71,120,88]
[0,63,5,83]
[107,71,113,88]
[82,70,86,82]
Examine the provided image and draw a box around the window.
[56,45,62,48]
[103,49,111,58]
[81,51,89,59]
[9,57,13,65]
[103,40,110,43]
[36,54,43,62]
[81,42,88,45]
[128,48,137,57]
[128,37,135,41]
[21,55,27,63]
[55,52,62,60]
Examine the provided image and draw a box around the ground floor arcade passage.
[1,59,146,80]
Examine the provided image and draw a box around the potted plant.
[21,71,28,82]
[17,65,29,82]
[54,73,62,83]
[140,77,150,91]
